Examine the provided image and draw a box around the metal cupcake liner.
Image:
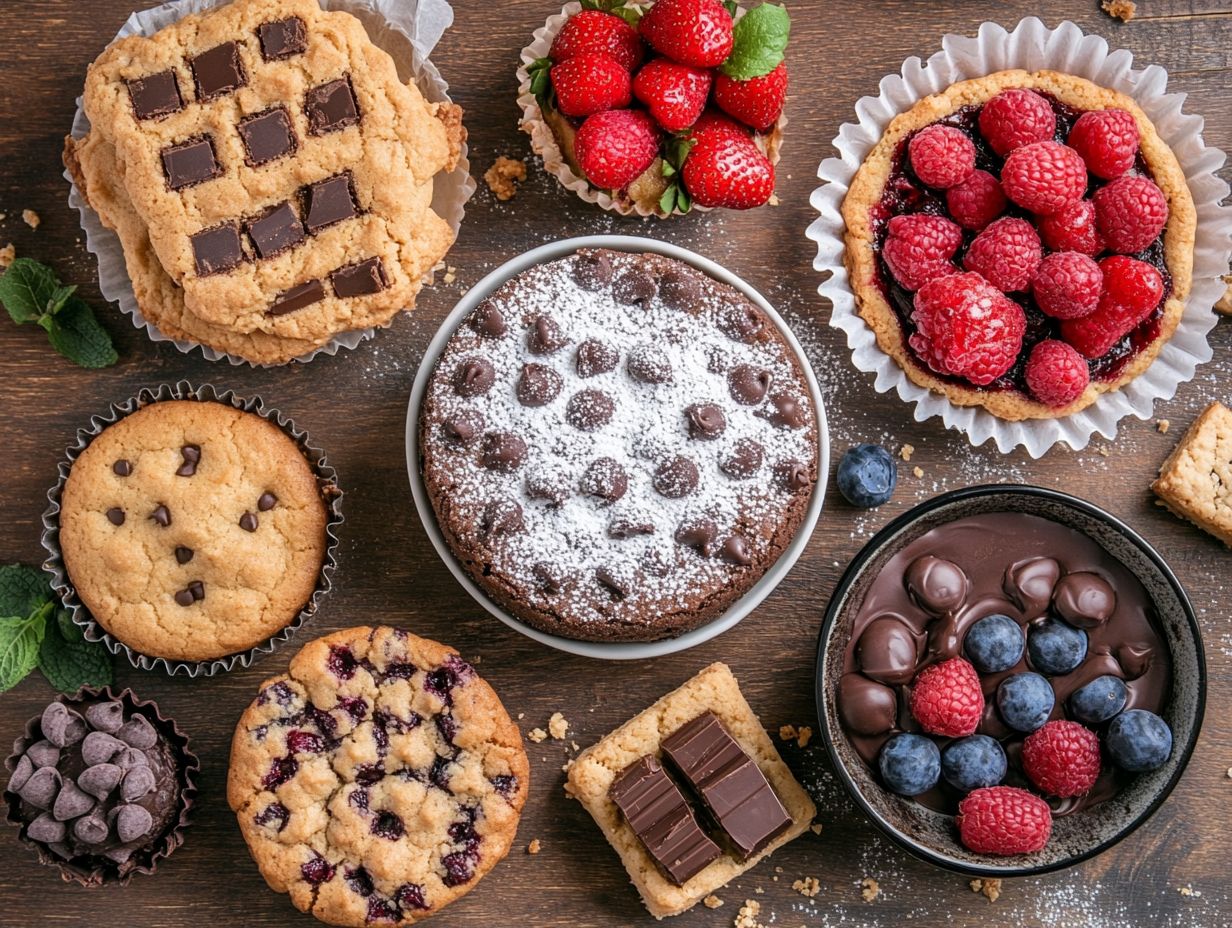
[3,686,201,887]
[40,381,344,677]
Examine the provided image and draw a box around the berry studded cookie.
[57,399,330,664]
[227,627,529,926]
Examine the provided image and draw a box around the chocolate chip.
[525,469,569,505]
[115,804,153,843]
[240,511,259,532]
[758,392,808,429]
[162,136,221,190]
[627,344,672,384]
[718,300,768,343]
[659,267,702,308]
[113,748,148,771]
[580,457,628,504]
[454,357,496,397]
[258,492,278,511]
[26,812,65,844]
[268,279,324,316]
[53,780,95,822]
[118,715,158,750]
[330,257,387,297]
[81,731,123,766]
[120,765,156,802]
[127,71,182,120]
[191,222,244,276]
[104,846,134,865]
[84,701,124,734]
[78,763,123,800]
[441,410,484,447]
[721,438,764,478]
[106,508,125,526]
[150,504,171,527]
[176,443,200,477]
[571,252,613,290]
[246,201,305,260]
[528,315,566,354]
[516,363,563,407]
[685,403,726,440]
[675,520,718,556]
[532,563,562,594]
[302,172,357,233]
[112,460,132,476]
[190,580,205,601]
[258,17,307,60]
[41,704,86,748]
[26,740,60,768]
[480,432,527,472]
[481,500,525,538]
[609,520,655,538]
[574,341,620,383]
[170,546,194,567]
[190,41,246,100]
[720,534,753,566]
[653,455,699,498]
[175,588,195,607]
[73,813,109,846]
[775,459,812,493]
[306,77,360,134]
[8,755,33,792]
[728,364,771,405]
[18,767,60,810]
[595,567,629,600]
[613,268,657,306]
[469,300,507,339]
[566,389,614,431]
[239,107,297,166]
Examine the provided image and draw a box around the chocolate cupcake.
[4,687,198,885]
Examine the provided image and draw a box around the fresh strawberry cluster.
[531,0,790,213]
[880,87,1171,409]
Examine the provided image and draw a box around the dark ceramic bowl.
[814,485,1205,877]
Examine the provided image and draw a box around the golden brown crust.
[841,69,1197,422]
[1151,401,1232,546]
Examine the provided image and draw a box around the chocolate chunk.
[78,763,123,800]
[609,520,655,538]
[41,704,86,748]
[685,403,726,440]
[162,136,221,191]
[528,315,566,354]
[73,813,109,846]
[118,715,157,749]
[26,740,60,768]
[627,344,672,384]
[8,755,34,792]
[258,17,308,60]
[660,711,792,859]
[728,364,771,405]
[758,392,808,429]
[103,846,134,865]
[191,42,246,100]
[258,492,278,511]
[580,457,628,504]
[19,767,61,810]
[268,279,324,316]
[176,443,200,477]
[571,252,613,290]
[613,268,657,306]
[26,812,66,845]
[525,469,570,506]
[659,267,701,308]
[246,202,304,260]
[717,300,768,343]
[532,563,562,594]
[516,363,563,407]
[1053,572,1116,628]
[653,456,699,498]
[306,77,360,134]
[905,555,968,614]
[856,617,920,685]
[127,71,182,120]
[116,804,154,843]
[120,765,156,802]
[720,535,752,566]
[481,500,525,538]
[721,438,764,479]
[150,504,172,527]
[775,458,811,493]
[441,410,484,447]
[675,518,718,557]
[175,546,195,567]
[175,588,194,607]
[576,339,619,377]
[239,107,297,166]
[240,511,259,532]
[189,580,205,602]
[331,257,387,297]
[469,300,507,339]
[595,567,630,599]
[454,357,496,397]
[190,223,244,276]
[565,389,614,431]
[112,459,132,477]
[839,673,899,736]
[1003,557,1061,615]
[84,701,124,734]
[106,507,125,526]
[81,731,123,766]
[303,172,357,233]
[608,755,721,886]
[53,781,95,822]
[480,433,527,472]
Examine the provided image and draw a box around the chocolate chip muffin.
[58,398,330,663]
[228,626,528,926]
[419,248,819,642]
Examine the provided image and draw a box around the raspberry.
[1038,198,1104,256]
[962,216,1042,292]
[907,125,976,189]
[1022,720,1103,797]
[956,786,1053,856]
[1067,108,1139,180]
[549,10,645,72]
[1032,251,1103,319]
[1094,174,1169,253]
[908,657,985,738]
[550,52,632,117]
[881,214,962,292]
[1059,256,1164,358]
[1101,254,1166,309]
[1025,339,1090,407]
[1001,141,1088,215]
[978,88,1057,157]
[910,273,1026,385]
[945,169,1007,231]
[573,109,661,190]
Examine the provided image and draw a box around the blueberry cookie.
[58,399,329,663]
[227,627,529,926]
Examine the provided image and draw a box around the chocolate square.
[245,202,305,260]
[162,136,221,190]
[238,107,297,166]
[190,42,247,100]
[268,279,325,316]
[127,70,183,120]
[258,17,307,60]
[303,173,358,233]
[330,257,386,297]
[305,77,360,135]
[191,223,244,276]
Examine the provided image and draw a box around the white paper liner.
[516,0,785,219]
[65,0,473,367]
[806,17,1232,457]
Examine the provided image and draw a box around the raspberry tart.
[843,70,1196,421]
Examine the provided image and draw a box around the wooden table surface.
[2,1,1231,925]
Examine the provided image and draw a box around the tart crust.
[842,69,1196,421]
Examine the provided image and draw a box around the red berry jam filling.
[327,645,359,680]
[286,730,328,754]
[301,852,335,885]
[263,755,298,789]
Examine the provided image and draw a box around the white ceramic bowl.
[405,235,829,659]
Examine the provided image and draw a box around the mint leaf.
[45,297,118,369]
[0,257,60,324]
[0,605,51,693]
[0,564,52,618]
[38,609,112,694]
[720,3,790,80]
[723,0,739,15]
[47,283,78,317]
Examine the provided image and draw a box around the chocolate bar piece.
[268,279,324,316]
[191,41,246,100]
[238,107,297,166]
[661,712,792,859]
[306,77,360,134]
[330,257,386,297]
[245,202,304,260]
[127,71,183,120]
[190,223,244,276]
[162,136,221,190]
[608,755,720,886]
[258,17,307,61]
[303,173,358,233]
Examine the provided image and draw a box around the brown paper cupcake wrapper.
[4,686,200,887]
[40,381,344,677]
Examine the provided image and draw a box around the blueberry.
[941,734,1007,792]
[1069,675,1128,725]
[837,444,897,508]
[1106,709,1172,772]
[1027,617,1088,675]
[964,614,1025,673]
[996,672,1056,732]
[878,732,940,796]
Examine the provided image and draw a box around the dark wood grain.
[1,1,1230,925]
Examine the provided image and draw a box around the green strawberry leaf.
[528,56,556,110]
[38,608,113,694]
[0,564,53,619]
[723,0,739,15]
[44,297,118,369]
[0,257,60,324]
[0,605,51,694]
[660,185,679,215]
[579,0,642,25]
[720,3,790,80]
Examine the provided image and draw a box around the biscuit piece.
[228,627,529,926]
[566,663,816,919]
[1152,401,1232,546]
[80,0,460,341]
[59,400,328,661]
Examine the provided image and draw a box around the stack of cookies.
[64,0,464,365]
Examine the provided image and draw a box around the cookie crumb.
[912,466,924,478]
[527,838,541,855]
[548,712,569,739]
[528,727,547,743]
[860,877,880,902]
[899,443,915,461]
[1179,884,1200,898]
[0,243,14,269]
[517,712,525,720]
[703,894,724,909]
[443,265,457,285]
[1157,419,1170,434]
[734,899,762,928]
[1226,766,1232,779]
[792,877,820,898]
[810,822,823,835]
[484,156,527,201]
[21,209,39,229]
[1097,445,1111,457]
[0,211,7,222]
[970,877,1002,902]
[768,193,780,207]
[1101,0,1136,21]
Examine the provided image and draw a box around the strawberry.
[550,52,632,118]
[714,62,788,132]
[688,110,751,144]
[681,132,775,209]
[574,109,661,190]
[550,9,645,73]
[632,58,712,132]
[638,0,733,68]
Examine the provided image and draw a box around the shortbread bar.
[1153,401,1232,546]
